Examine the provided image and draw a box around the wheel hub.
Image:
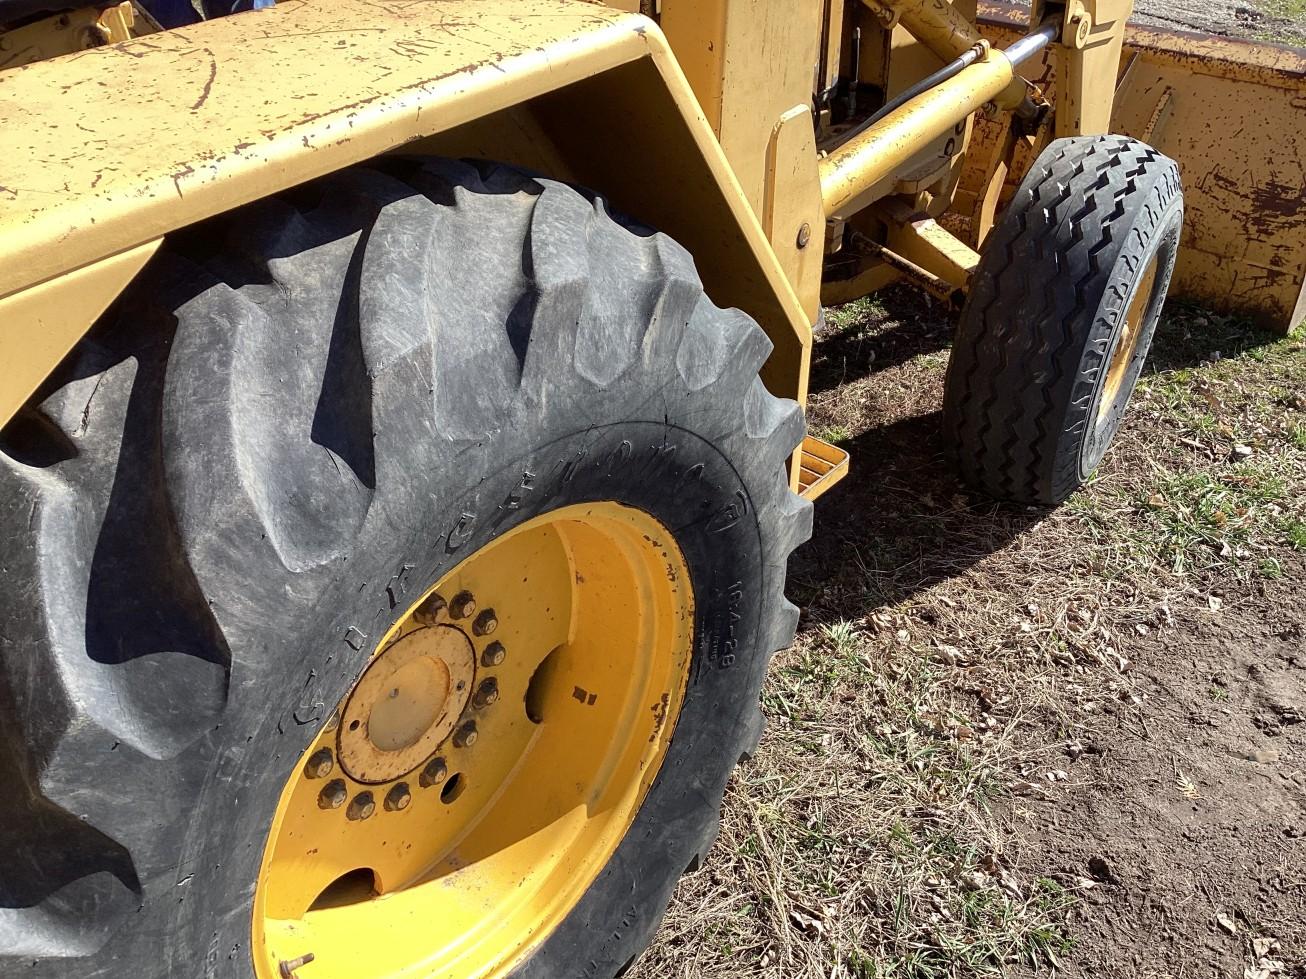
[338,624,476,784]
[1098,253,1162,430]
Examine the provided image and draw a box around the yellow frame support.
[0,241,161,426]
[1037,0,1135,136]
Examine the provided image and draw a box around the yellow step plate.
[798,436,850,501]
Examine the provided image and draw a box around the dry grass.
[629,290,1306,979]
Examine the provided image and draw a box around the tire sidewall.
[1071,189,1184,490]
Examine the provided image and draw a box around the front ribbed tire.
[943,135,1184,505]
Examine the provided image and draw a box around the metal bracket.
[94,2,136,44]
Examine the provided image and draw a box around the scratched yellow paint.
[0,0,815,437]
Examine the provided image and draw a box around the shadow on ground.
[793,288,1286,625]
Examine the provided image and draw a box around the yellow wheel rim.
[1098,254,1161,427]
[252,503,694,979]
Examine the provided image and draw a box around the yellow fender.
[0,0,813,429]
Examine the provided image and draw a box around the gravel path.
[1134,0,1306,43]
[1006,0,1306,44]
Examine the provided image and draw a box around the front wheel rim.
[1096,253,1162,433]
[252,502,694,979]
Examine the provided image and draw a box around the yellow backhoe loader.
[1,1,1302,976]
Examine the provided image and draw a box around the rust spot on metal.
[649,693,670,742]
[1249,178,1306,226]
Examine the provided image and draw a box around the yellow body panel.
[0,2,655,300]
[659,0,827,316]
[0,0,813,430]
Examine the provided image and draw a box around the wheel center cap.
[337,625,476,784]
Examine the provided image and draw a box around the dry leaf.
[1252,937,1278,958]
[931,643,965,665]
[785,894,827,939]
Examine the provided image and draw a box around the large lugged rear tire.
[0,159,811,978]
[943,134,1184,505]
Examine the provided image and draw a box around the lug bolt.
[450,591,477,619]
[317,779,347,810]
[472,609,498,636]
[347,791,376,821]
[482,641,506,667]
[304,748,334,779]
[453,721,478,748]
[279,953,316,978]
[385,783,411,812]
[473,678,500,709]
[419,757,448,787]
[414,592,447,624]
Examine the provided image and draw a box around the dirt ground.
[1009,0,1306,43]
[631,286,1305,979]
[628,8,1306,979]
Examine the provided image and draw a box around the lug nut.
[346,791,376,821]
[482,641,506,667]
[384,783,411,812]
[419,757,448,788]
[453,721,478,748]
[304,748,334,779]
[318,779,347,810]
[473,678,499,709]
[472,609,498,636]
[449,590,475,621]
[414,592,447,624]
[450,591,476,619]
